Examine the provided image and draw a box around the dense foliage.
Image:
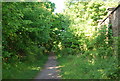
[2,1,119,79]
[57,1,119,79]
[2,2,71,79]
[2,2,57,79]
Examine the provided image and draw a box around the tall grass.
[57,54,118,79]
[3,55,48,79]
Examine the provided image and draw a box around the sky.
[49,0,66,13]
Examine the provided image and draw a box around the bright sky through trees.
[49,0,66,13]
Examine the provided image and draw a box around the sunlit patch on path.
[34,54,61,79]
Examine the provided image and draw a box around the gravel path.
[34,54,61,79]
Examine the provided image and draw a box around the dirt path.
[34,54,61,79]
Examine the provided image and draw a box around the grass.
[57,54,118,79]
[2,55,48,79]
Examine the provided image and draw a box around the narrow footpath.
[35,53,61,79]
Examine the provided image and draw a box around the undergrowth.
[57,54,118,79]
[3,55,48,79]
[56,1,119,79]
